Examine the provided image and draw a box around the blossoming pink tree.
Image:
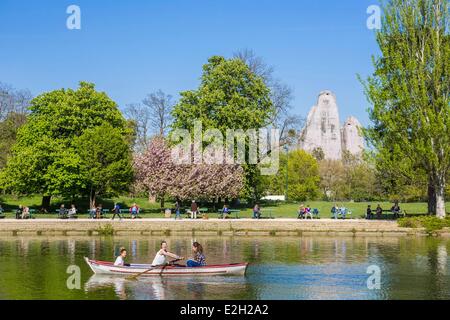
[134,137,244,207]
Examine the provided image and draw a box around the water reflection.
[0,235,449,300]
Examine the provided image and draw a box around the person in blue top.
[111,203,122,220]
[221,204,230,219]
[0,205,4,216]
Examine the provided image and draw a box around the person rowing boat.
[151,241,184,267]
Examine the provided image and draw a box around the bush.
[398,216,450,234]
[96,224,115,236]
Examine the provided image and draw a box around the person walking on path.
[111,203,123,220]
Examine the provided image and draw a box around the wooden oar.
[126,259,181,280]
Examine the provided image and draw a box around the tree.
[134,136,178,207]
[234,49,303,146]
[171,56,275,201]
[134,137,244,207]
[361,0,450,217]
[265,150,320,201]
[0,82,31,170]
[0,82,131,208]
[75,124,133,207]
[124,90,174,152]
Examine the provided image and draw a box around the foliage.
[361,0,450,217]
[134,137,244,202]
[0,82,132,205]
[170,56,274,201]
[265,150,320,201]
[398,216,450,234]
[96,224,115,236]
[75,124,133,206]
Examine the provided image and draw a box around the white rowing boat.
[84,257,248,276]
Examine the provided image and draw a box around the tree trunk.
[435,175,446,219]
[160,196,165,212]
[89,188,96,209]
[428,181,437,215]
[148,194,156,203]
[41,196,51,210]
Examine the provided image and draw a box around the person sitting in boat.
[186,242,206,268]
[114,247,128,266]
[151,241,183,266]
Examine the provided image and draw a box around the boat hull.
[84,257,248,276]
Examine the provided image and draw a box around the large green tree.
[265,150,320,201]
[362,0,450,218]
[0,82,132,208]
[171,56,275,201]
[75,124,133,207]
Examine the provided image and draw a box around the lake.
[0,235,449,300]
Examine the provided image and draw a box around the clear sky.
[0,0,381,126]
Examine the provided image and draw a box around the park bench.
[368,209,405,220]
[331,209,352,219]
[254,208,275,219]
[85,209,110,219]
[217,209,241,219]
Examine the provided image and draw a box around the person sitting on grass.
[151,241,183,266]
[186,242,206,268]
[114,247,130,266]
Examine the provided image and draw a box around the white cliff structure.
[299,91,364,160]
[341,116,364,156]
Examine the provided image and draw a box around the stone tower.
[341,116,364,156]
[299,90,342,160]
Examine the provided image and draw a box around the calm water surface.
[0,236,449,300]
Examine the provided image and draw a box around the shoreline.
[0,218,445,237]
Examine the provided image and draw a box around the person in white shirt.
[151,241,183,266]
[114,247,127,266]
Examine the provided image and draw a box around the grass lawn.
[1,195,448,219]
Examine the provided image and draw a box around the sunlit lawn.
[1,195,447,219]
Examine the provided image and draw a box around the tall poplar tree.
[362,0,450,217]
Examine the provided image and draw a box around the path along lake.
[0,235,449,300]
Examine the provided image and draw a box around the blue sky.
[0,0,381,126]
